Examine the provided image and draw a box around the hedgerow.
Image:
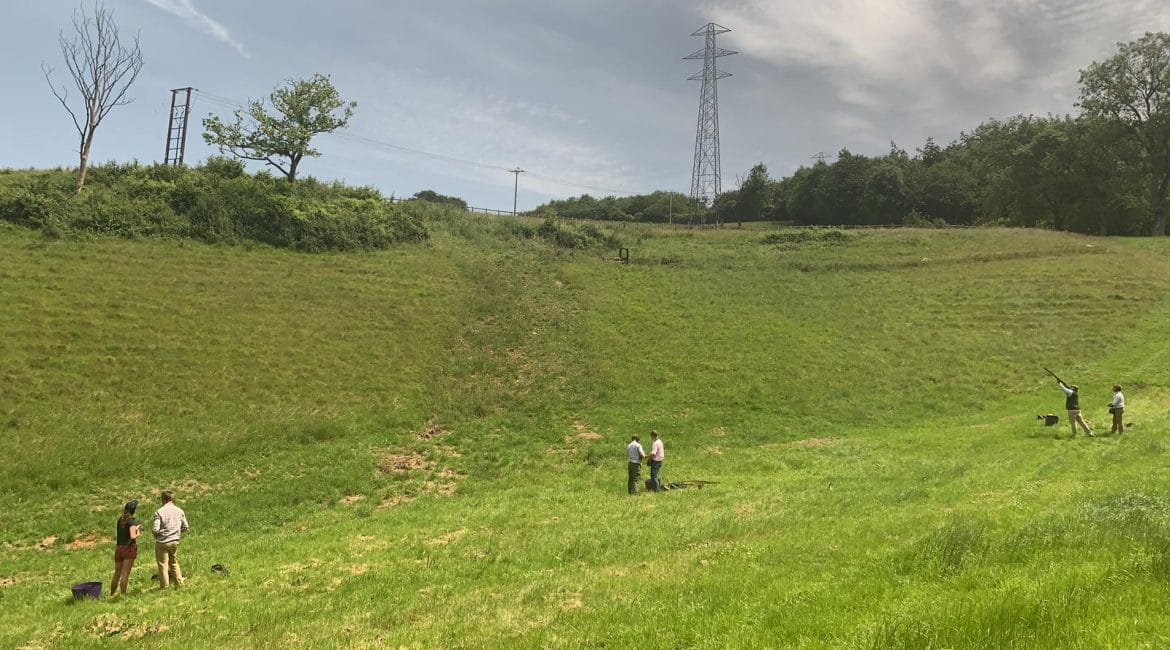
[0,160,427,252]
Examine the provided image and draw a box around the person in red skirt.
[110,500,140,596]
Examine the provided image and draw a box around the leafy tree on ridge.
[203,74,356,184]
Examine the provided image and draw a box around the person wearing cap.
[626,435,646,495]
[1056,378,1094,437]
[110,499,140,596]
[152,490,189,588]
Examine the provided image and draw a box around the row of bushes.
[0,160,428,252]
[509,217,622,250]
[760,228,854,246]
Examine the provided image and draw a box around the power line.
[193,89,246,108]
[195,96,240,110]
[525,171,636,196]
[332,132,637,195]
[330,131,513,173]
[189,89,641,198]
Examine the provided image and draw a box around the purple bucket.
[71,581,102,600]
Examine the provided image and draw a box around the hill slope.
[3,220,1170,647]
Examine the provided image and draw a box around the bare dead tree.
[42,2,144,192]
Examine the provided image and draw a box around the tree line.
[36,5,1169,236]
[532,191,705,224]
[535,33,1170,237]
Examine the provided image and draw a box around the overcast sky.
[3,1,1169,211]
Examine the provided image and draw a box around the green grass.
[3,218,1170,647]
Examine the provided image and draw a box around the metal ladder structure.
[164,87,194,166]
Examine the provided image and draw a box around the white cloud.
[330,64,640,202]
[705,0,1170,149]
[142,0,249,58]
[707,1,1014,112]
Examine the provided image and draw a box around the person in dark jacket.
[110,499,140,596]
[1057,379,1094,437]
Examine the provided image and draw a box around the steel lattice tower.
[685,23,736,214]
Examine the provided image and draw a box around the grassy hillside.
[3,218,1170,648]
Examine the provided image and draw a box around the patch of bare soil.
[427,529,466,546]
[426,480,458,497]
[417,420,449,441]
[791,438,836,447]
[66,534,110,550]
[87,614,169,640]
[378,494,416,509]
[150,479,213,496]
[434,444,462,457]
[375,444,464,505]
[377,451,434,475]
[279,559,322,574]
[0,574,26,588]
[565,420,604,443]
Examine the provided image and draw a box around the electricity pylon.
[685,23,736,216]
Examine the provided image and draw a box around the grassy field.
[3,216,1170,648]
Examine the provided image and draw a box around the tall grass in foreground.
[2,221,1170,647]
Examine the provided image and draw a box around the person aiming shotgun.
[1045,368,1094,437]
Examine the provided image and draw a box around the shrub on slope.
[0,161,428,252]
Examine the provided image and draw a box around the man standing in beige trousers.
[152,490,189,588]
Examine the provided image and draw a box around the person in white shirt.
[648,430,665,492]
[1109,384,1126,435]
[626,435,646,495]
[152,490,189,588]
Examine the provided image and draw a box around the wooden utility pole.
[509,167,526,216]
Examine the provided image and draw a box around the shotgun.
[1043,367,1065,385]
